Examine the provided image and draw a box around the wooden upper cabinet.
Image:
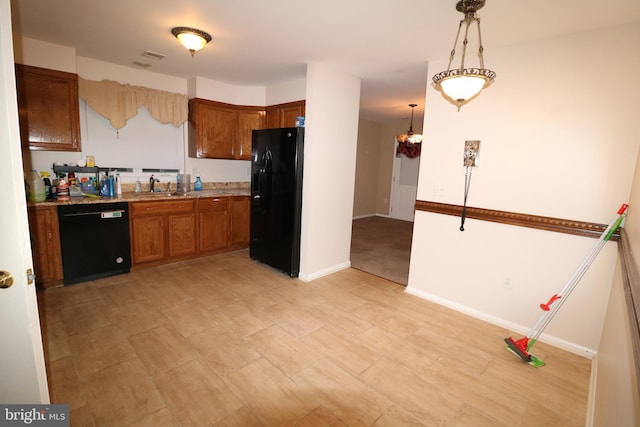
[237,107,265,160]
[189,98,304,160]
[189,98,266,160]
[15,64,81,151]
[189,99,238,159]
[266,100,305,128]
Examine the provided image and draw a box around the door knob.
[0,270,14,289]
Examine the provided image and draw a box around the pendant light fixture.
[432,0,496,111]
[171,27,212,57]
[397,104,423,144]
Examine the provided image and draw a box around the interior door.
[0,0,49,403]
[390,139,420,222]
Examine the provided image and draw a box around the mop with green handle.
[504,203,629,367]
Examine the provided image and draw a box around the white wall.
[591,142,640,426]
[265,78,306,106]
[407,23,640,355]
[299,62,361,281]
[14,37,76,73]
[353,119,382,217]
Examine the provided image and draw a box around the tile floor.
[38,250,591,426]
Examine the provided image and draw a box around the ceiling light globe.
[407,134,423,144]
[177,33,207,53]
[440,74,488,102]
[171,27,212,56]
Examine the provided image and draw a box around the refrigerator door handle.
[263,149,272,211]
[258,149,272,212]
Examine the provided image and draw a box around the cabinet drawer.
[197,197,229,212]
[131,199,195,216]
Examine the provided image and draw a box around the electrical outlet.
[463,140,480,167]
[502,276,512,290]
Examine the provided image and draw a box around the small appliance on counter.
[176,174,191,193]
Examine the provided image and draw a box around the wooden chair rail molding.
[618,229,640,397]
[414,200,620,241]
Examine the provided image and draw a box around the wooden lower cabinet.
[197,197,229,253]
[131,215,166,264]
[130,199,196,266]
[28,196,250,278]
[27,205,63,287]
[169,214,197,257]
[230,196,250,248]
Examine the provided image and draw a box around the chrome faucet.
[149,175,160,192]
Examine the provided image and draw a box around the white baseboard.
[404,286,597,359]
[352,213,391,220]
[299,261,351,282]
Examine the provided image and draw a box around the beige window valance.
[78,78,188,130]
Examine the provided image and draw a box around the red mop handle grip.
[540,294,561,311]
[618,204,629,215]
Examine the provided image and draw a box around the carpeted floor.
[350,216,414,285]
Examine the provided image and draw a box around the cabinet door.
[265,101,305,128]
[168,213,197,257]
[199,210,229,252]
[15,64,81,151]
[28,206,63,287]
[197,197,229,253]
[236,109,265,160]
[189,99,237,159]
[131,216,166,264]
[229,196,250,248]
[279,104,305,128]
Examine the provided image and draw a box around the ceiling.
[9,0,640,124]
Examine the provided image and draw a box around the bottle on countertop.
[135,177,142,193]
[57,176,70,201]
[27,170,46,202]
[40,171,52,199]
[100,173,109,197]
[115,173,122,195]
[194,175,203,191]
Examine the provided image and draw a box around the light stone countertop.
[28,187,250,207]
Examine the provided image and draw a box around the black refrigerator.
[250,127,304,277]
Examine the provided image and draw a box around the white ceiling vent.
[142,50,166,60]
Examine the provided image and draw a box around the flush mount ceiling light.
[397,104,423,144]
[171,26,212,57]
[432,0,496,111]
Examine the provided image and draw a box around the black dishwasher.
[58,202,131,284]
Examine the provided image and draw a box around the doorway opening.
[351,129,420,286]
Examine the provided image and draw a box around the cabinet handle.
[146,207,153,211]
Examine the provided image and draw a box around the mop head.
[504,337,546,368]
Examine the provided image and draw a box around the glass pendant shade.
[432,0,495,111]
[397,104,422,144]
[440,74,488,102]
[171,27,212,56]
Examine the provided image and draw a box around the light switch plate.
[463,140,480,167]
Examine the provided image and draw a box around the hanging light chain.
[476,16,486,69]
[446,19,465,72]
